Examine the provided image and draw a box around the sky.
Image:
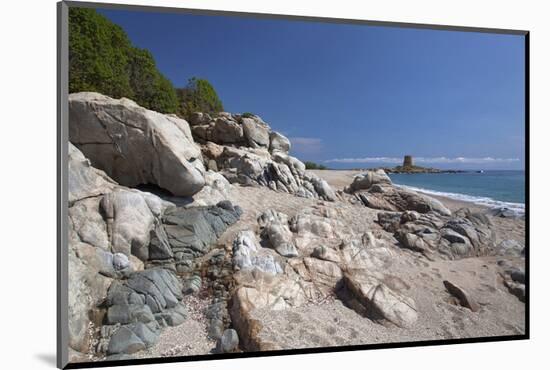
[99,8,526,170]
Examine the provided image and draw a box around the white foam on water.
[394,184,525,216]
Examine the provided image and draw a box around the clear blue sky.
[99,8,525,170]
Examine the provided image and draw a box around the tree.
[128,48,178,113]
[69,8,178,113]
[177,77,224,119]
[69,8,132,98]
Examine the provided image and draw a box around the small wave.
[395,184,525,215]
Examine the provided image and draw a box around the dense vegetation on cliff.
[68,8,224,117]
[177,78,224,119]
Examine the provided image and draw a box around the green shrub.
[304,161,327,170]
[177,77,224,119]
[69,8,178,113]
[241,112,255,118]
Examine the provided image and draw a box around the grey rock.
[105,268,183,333]
[182,275,202,295]
[188,112,211,126]
[148,223,174,261]
[105,354,135,361]
[504,280,526,302]
[155,303,187,326]
[208,319,225,340]
[126,322,160,348]
[269,131,291,153]
[497,239,524,257]
[107,327,146,355]
[214,145,335,201]
[212,117,245,144]
[216,329,239,353]
[489,207,523,218]
[113,253,130,271]
[395,231,427,253]
[377,208,496,260]
[441,228,469,244]
[106,304,155,325]
[161,202,241,272]
[510,269,525,284]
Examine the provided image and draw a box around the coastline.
[308,169,524,214]
[309,169,526,245]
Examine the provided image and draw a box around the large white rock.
[67,144,174,354]
[69,92,205,196]
[242,117,270,148]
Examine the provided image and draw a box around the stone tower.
[403,155,413,167]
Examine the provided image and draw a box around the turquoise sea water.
[388,170,525,213]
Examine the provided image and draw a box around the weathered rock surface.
[496,239,525,257]
[67,141,241,358]
[343,271,418,328]
[69,92,205,196]
[68,142,116,204]
[346,170,451,216]
[191,112,336,201]
[68,144,175,354]
[377,208,496,260]
[228,203,413,350]
[155,201,242,273]
[215,329,240,353]
[499,262,526,303]
[258,210,298,257]
[232,230,283,275]
[345,169,392,192]
[102,268,188,355]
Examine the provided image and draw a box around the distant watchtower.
[403,155,413,167]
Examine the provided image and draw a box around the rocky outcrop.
[345,169,392,192]
[68,142,241,357]
[192,113,336,201]
[68,143,173,353]
[377,208,496,260]
[229,204,418,350]
[498,260,526,302]
[98,268,187,356]
[69,92,206,197]
[152,201,242,273]
[232,230,283,275]
[346,170,451,216]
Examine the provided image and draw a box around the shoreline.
[307,169,524,215]
[395,184,525,214]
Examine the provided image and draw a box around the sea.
[387,170,525,215]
